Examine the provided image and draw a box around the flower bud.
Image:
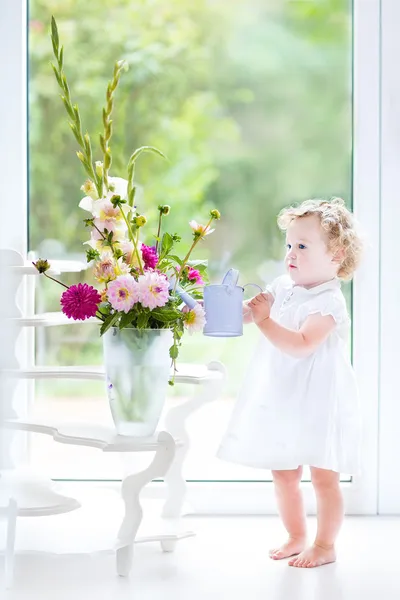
[32,259,50,273]
[95,161,104,176]
[134,215,147,227]
[210,209,221,220]
[158,204,171,215]
[80,179,98,199]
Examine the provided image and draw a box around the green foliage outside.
[29,0,352,397]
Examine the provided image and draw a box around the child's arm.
[257,313,336,358]
[248,292,336,357]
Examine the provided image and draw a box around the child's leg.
[289,467,343,568]
[269,466,307,560]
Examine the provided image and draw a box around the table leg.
[5,498,17,590]
[162,361,226,518]
[116,431,175,577]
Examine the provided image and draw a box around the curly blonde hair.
[277,198,363,280]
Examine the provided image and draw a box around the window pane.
[28,0,352,481]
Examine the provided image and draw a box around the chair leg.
[5,498,17,590]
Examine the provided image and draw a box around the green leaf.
[119,311,134,329]
[128,146,167,166]
[51,16,59,50]
[86,248,100,262]
[168,254,183,266]
[51,63,62,86]
[151,309,180,323]
[187,259,208,269]
[100,312,120,335]
[169,344,179,359]
[161,232,174,257]
[137,311,150,328]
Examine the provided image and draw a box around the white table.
[0,249,228,585]
[1,421,195,578]
[1,359,227,582]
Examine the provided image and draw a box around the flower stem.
[50,17,103,198]
[43,272,69,290]
[173,216,214,295]
[155,212,163,254]
[119,208,144,274]
[100,60,127,191]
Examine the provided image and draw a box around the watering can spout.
[168,276,198,310]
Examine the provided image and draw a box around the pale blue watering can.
[171,268,263,337]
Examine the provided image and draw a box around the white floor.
[0,484,399,599]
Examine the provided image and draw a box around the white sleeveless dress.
[217,275,362,474]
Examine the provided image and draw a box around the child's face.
[285,215,339,287]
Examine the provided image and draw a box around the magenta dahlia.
[60,283,102,321]
[141,244,159,270]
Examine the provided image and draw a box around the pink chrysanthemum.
[60,283,101,321]
[137,270,170,310]
[141,244,159,270]
[107,275,139,313]
[187,267,204,285]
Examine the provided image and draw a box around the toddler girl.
[218,198,364,568]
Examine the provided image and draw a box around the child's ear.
[332,248,345,264]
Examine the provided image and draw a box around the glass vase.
[103,327,173,437]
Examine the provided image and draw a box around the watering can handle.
[221,268,240,290]
[243,283,265,297]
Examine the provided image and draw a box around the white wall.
[378,0,400,514]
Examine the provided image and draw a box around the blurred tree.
[29,0,352,377]
[29,0,236,256]
[29,0,351,284]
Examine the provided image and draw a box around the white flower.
[184,304,207,335]
[83,226,127,251]
[79,195,95,213]
[189,220,214,237]
[80,179,98,200]
[91,218,127,241]
[79,176,142,217]
[108,176,128,199]
[92,198,131,222]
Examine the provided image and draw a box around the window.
[28,0,354,488]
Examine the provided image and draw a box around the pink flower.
[93,252,118,283]
[93,251,130,283]
[60,284,101,321]
[141,244,159,270]
[91,218,125,241]
[187,267,204,285]
[137,270,170,310]
[107,275,139,313]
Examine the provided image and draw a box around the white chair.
[1,497,17,589]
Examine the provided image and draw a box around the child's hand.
[248,292,274,324]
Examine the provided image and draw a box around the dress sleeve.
[298,291,350,328]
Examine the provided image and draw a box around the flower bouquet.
[33,18,220,436]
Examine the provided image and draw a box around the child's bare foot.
[288,543,336,568]
[269,537,307,560]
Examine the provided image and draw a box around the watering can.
[170,268,263,337]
